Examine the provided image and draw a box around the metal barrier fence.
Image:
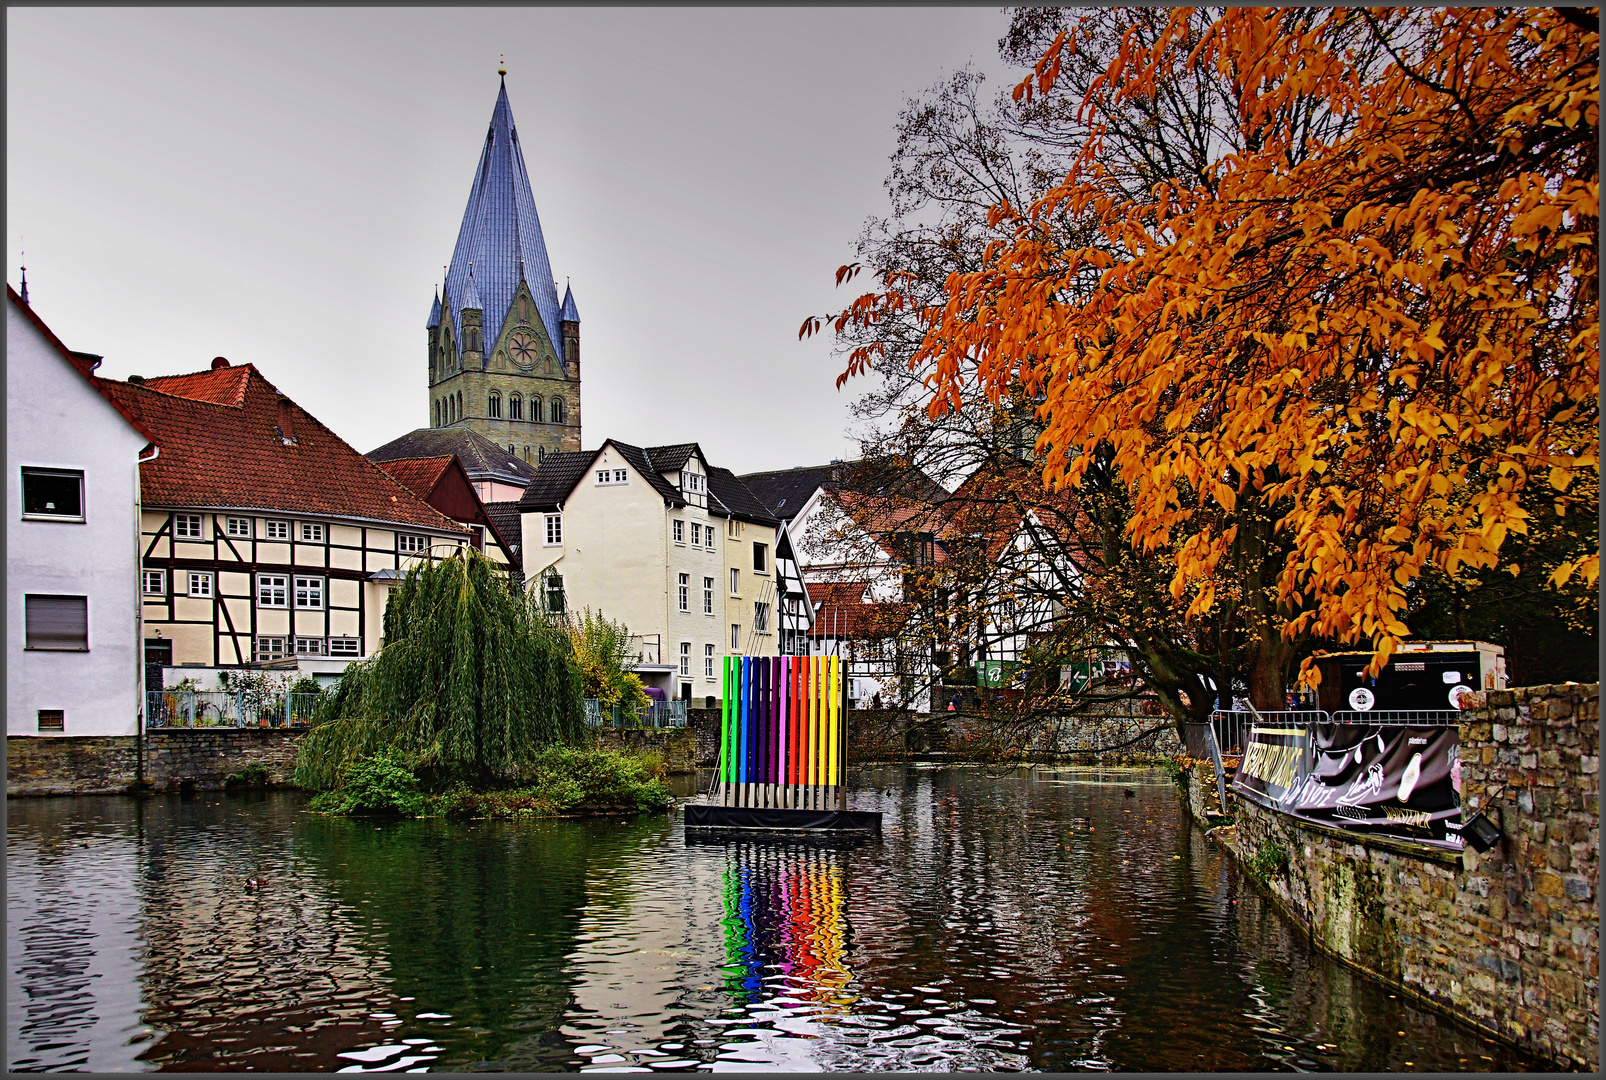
[583,699,688,729]
[146,690,324,729]
[1212,707,1460,745]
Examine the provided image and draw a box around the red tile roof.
[807,599,913,640]
[806,580,871,607]
[95,363,465,534]
[373,455,454,500]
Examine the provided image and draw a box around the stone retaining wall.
[7,728,307,795]
[595,726,697,774]
[1191,683,1597,1069]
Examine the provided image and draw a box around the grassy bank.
[307,744,671,819]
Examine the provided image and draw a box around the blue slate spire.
[426,287,441,329]
[561,281,579,323]
[443,80,563,356]
[461,264,482,312]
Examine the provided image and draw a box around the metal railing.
[145,690,324,729]
[583,699,687,729]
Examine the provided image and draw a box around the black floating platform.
[683,804,883,834]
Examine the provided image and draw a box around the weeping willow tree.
[295,548,584,790]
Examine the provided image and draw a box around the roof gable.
[367,426,536,485]
[96,364,463,533]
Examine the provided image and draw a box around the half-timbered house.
[94,359,471,677]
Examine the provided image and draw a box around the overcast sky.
[7,6,1019,473]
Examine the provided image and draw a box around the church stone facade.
[427,76,581,464]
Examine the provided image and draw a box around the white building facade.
[7,288,153,737]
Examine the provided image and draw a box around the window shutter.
[26,595,88,650]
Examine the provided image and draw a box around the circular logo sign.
[1448,684,1473,708]
[1348,686,1375,711]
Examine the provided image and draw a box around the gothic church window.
[552,398,566,425]
[456,391,463,419]
[530,397,543,423]
[488,392,501,419]
[509,394,522,420]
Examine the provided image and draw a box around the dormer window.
[682,472,706,495]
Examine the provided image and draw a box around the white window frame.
[690,522,701,546]
[727,518,738,538]
[730,567,740,595]
[225,516,253,538]
[398,533,428,554]
[673,519,685,545]
[596,469,610,485]
[544,514,562,546]
[142,569,166,595]
[704,643,715,679]
[293,575,324,610]
[753,542,768,574]
[264,520,290,540]
[294,636,326,657]
[731,623,740,650]
[173,513,204,539]
[256,636,287,662]
[703,577,714,615]
[20,467,85,522]
[613,468,627,484]
[299,522,325,543]
[328,637,360,657]
[257,573,288,608]
[679,641,690,676]
[187,572,214,598]
[678,573,690,613]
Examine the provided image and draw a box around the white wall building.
[7,286,154,737]
[518,440,787,703]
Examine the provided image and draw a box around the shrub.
[223,762,271,789]
[309,751,424,816]
[1245,841,1291,884]
[523,745,671,814]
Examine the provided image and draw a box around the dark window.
[545,573,565,613]
[551,398,566,425]
[25,595,88,650]
[37,710,65,732]
[21,468,84,520]
[752,542,767,573]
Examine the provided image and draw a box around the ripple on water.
[6,775,1549,1072]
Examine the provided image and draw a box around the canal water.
[8,765,1541,1072]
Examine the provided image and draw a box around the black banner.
[1234,722,1462,849]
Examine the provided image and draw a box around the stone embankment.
[1181,683,1598,1070]
[7,728,305,795]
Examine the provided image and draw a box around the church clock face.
[508,330,539,371]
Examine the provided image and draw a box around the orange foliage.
[833,7,1598,679]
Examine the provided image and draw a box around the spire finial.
[18,236,27,304]
[498,54,506,78]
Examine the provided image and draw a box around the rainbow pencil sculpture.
[717,652,848,809]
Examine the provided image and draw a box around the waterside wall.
[1184,683,1598,1069]
[7,729,306,795]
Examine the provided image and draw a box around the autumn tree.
[824,6,1599,706]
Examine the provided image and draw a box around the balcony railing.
[145,690,323,729]
[583,699,687,729]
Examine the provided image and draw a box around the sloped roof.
[739,464,836,521]
[707,466,779,526]
[515,450,598,511]
[644,443,699,472]
[561,283,579,322]
[944,455,1083,560]
[806,581,871,607]
[606,442,685,505]
[484,500,523,553]
[807,598,913,641]
[443,79,564,354]
[95,365,464,533]
[427,289,441,329]
[373,455,455,501]
[367,426,536,486]
[7,285,159,446]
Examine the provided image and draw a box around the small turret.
[560,281,580,377]
[460,265,485,368]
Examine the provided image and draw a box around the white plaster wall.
[661,453,724,697]
[7,302,148,736]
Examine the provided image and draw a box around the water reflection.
[7,768,1547,1072]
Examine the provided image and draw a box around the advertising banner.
[1233,721,1462,850]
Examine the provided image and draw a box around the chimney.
[275,395,297,446]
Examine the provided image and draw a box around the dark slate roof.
[739,460,950,520]
[515,450,597,511]
[484,500,523,555]
[561,283,579,322]
[367,427,536,487]
[443,79,563,354]
[707,467,779,526]
[644,443,700,473]
[426,289,441,329]
[738,464,837,521]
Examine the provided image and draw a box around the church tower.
[427,73,580,462]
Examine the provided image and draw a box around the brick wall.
[1206,683,1597,1069]
[594,726,697,774]
[6,736,141,795]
